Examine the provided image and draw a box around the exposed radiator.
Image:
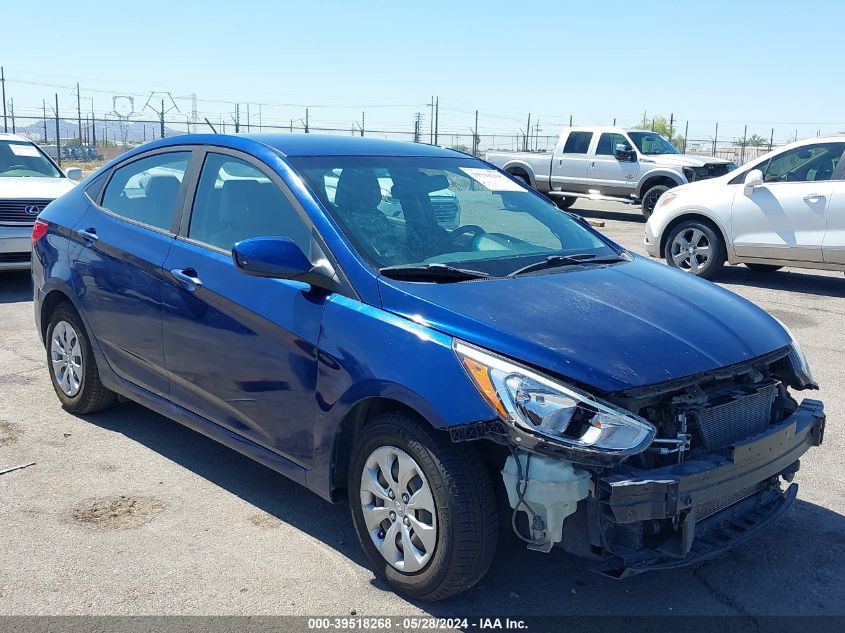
[689,383,777,450]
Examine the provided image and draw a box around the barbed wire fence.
[2,68,840,168]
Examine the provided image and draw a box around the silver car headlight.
[454,341,655,458]
[654,191,678,211]
[773,317,817,388]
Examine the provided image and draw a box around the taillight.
[32,219,49,244]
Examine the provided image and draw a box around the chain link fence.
[7,112,787,170]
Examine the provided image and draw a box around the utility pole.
[683,121,689,153]
[54,94,61,167]
[305,107,309,133]
[414,113,421,142]
[361,111,365,136]
[525,114,531,151]
[430,96,434,143]
[42,99,48,143]
[1,66,6,132]
[474,109,479,156]
[741,124,748,164]
[569,114,573,126]
[235,103,240,133]
[91,102,96,147]
[713,122,718,157]
[76,83,82,145]
[434,97,439,145]
[144,92,178,140]
[769,128,774,152]
[160,99,165,138]
[669,113,674,139]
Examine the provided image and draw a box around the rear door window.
[101,152,191,231]
[562,132,593,154]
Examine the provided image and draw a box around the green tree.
[746,134,768,147]
[633,112,685,150]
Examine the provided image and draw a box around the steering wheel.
[451,224,486,240]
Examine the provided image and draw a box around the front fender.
[636,168,686,196]
[309,294,495,499]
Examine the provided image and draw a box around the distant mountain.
[13,118,186,146]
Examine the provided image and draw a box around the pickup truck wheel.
[641,184,669,219]
[348,412,498,601]
[553,196,576,209]
[745,263,783,273]
[46,303,117,414]
[664,220,726,279]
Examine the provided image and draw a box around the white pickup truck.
[486,126,735,218]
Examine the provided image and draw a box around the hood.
[0,177,77,200]
[378,257,790,393]
[642,154,730,168]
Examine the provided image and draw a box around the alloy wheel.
[50,320,84,397]
[670,227,712,272]
[359,445,437,573]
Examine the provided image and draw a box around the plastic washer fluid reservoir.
[502,452,591,552]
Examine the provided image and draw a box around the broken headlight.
[454,340,655,458]
[773,317,817,389]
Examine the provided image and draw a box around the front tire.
[641,184,670,220]
[348,413,498,601]
[46,303,116,414]
[664,220,726,279]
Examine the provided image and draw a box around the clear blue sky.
[2,0,842,143]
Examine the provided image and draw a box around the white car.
[0,133,82,271]
[644,135,845,279]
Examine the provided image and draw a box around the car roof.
[0,133,35,143]
[241,133,468,158]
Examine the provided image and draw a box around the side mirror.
[232,236,313,279]
[614,144,636,162]
[743,169,763,194]
[65,167,83,182]
[232,236,338,293]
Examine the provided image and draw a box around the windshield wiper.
[507,253,626,277]
[379,263,491,282]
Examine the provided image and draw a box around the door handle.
[803,193,824,202]
[170,268,203,291]
[78,227,98,245]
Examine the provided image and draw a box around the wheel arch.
[502,162,535,187]
[659,211,730,259]
[329,396,438,501]
[636,171,684,198]
[39,288,76,343]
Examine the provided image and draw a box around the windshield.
[628,132,680,155]
[290,155,620,277]
[0,140,63,178]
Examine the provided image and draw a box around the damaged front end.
[453,339,826,577]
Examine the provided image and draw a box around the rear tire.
[553,196,576,209]
[46,303,116,414]
[745,263,783,273]
[348,412,498,601]
[664,220,726,279]
[641,184,670,220]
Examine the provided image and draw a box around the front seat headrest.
[335,168,381,210]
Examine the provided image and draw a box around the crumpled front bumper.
[594,398,825,578]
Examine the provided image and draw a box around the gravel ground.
[1,200,843,617]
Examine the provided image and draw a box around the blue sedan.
[31,134,825,599]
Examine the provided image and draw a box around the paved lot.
[1,200,843,617]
